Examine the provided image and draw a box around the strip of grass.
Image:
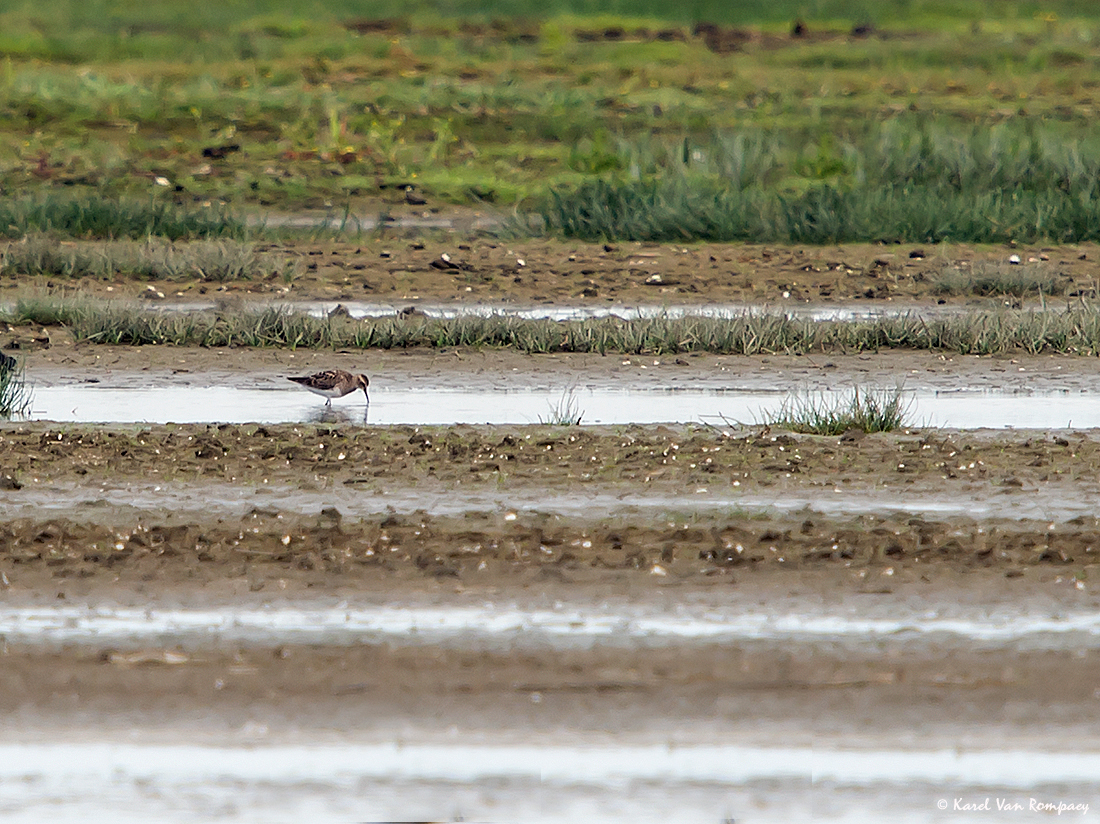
[540,121,1100,244]
[0,197,244,240]
[13,297,1100,356]
[0,235,294,282]
[759,386,911,435]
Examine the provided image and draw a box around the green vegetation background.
[3,0,1100,242]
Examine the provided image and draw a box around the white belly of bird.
[305,385,350,399]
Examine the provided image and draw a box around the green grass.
[4,1,1100,230]
[539,121,1100,244]
[541,176,1100,245]
[0,196,244,240]
[538,388,584,425]
[8,0,1100,54]
[0,356,32,418]
[14,297,1100,356]
[759,386,911,435]
[0,235,288,280]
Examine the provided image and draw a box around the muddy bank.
[3,419,1100,501]
[3,420,1100,597]
[4,634,1099,748]
[2,237,1092,305]
[3,241,1098,824]
[1,506,1099,599]
[1,417,1098,495]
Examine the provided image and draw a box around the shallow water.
[22,383,1100,428]
[0,739,1094,824]
[7,479,1093,523]
[149,299,956,323]
[3,601,1097,650]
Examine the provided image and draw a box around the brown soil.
[2,421,1100,599]
[5,635,1097,747]
[4,236,1092,306]
[4,239,1098,757]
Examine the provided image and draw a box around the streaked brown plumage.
[287,369,369,406]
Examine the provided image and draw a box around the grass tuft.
[760,386,911,435]
[538,388,584,425]
[0,355,32,418]
[13,298,1100,357]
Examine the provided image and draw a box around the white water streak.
[3,602,1099,648]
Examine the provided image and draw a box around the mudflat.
[3,400,1099,594]
[3,235,1089,305]
[4,240,1100,821]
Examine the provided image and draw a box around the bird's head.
[357,374,370,400]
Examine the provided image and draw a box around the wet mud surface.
[5,414,1098,770]
[4,633,1098,749]
[4,503,1100,596]
[4,236,1094,306]
[3,421,1100,595]
[6,239,1100,820]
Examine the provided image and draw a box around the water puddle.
[20,384,1100,428]
[3,601,1097,650]
[8,478,1095,523]
[144,299,956,323]
[0,740,1095,824]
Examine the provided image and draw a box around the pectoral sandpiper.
[287,369,369,406]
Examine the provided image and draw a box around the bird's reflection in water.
[306,405,370,425]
